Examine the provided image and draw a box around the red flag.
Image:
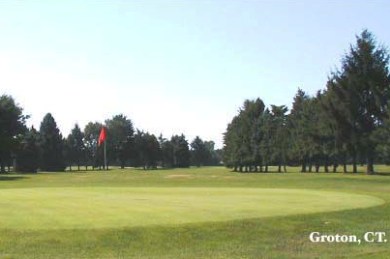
[98,127,107,146]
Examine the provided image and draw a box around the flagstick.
[104,140,107,170]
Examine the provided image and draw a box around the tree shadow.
[0,176,28,181]
[373,172,390,176]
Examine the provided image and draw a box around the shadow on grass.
[373,172,390,176]
[0,176,28,181]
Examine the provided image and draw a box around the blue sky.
[1,0,389,148]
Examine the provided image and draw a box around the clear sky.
[1,0,389,148]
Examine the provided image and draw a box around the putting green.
[0,187,383,230]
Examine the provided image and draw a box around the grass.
[0,187,382,230]
[0,166,389,258]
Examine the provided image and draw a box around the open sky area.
[1,0,389,148]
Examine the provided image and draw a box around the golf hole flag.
[98,127,107,146]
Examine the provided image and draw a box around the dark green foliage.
[39,113,66,172]
[84,122,103,169]
[269,105,289,172]
[105,114,134,169]
[159,135,174,168]
[190,137,221,167]
[223,98,267,172]
[288,89,312,171]
[203,141,221,166]
[66,124,85,170]
[133,130,160,169]
[158,134,190,168]
[190,136,208,167]
[15,127,39,173]
[223,30,390,174]
[171,134,191,168]
[0,95,27,172]
[325,30,390,174]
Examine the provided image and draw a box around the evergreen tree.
[190,136,208,167]
[84,122,103,169]
[159,134,174,168]
[260,108,272,172]
[171,134,190,168]
[288,89,312,172]
[373,105,390,164]
[269,105,289,172]
[223,98,266,172]
[15,127,40,173]
[105,114,134,169]
[66,124,85,170]
[326,30,390,174]
[204,141,220,165]
[0,95,27,173]
[133,130,160,169]
[223,115,242,171]
[39,113,66,172]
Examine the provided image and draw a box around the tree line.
[223,30,390,174]
[0,105,222,173]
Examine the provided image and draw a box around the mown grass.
[0,166,389,258]
[0,187,382,230]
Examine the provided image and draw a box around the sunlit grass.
[0,187,382,230]
[0,166,389,258]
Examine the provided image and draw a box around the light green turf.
[1,167,390,258]
[0,187,383,230]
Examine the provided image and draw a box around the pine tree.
[39,113,66,172]
[66,124,85,170]
[327,30,390,174]
[190,136,207,167]
[288,89,312,172]
[84,122,103,169]
[159,135,174,168]
[15,127,40,173]
[171,134,190,168]
[0,95,27,173]
[269,105,289,172]
[105,114,134,169]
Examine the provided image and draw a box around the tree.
[133,130,160,169]
[190,136,208,167]
[259,108,272,172]
[223,98,266,172]
[326,30,390,174]
[143,132,161,168]
[243,98,265,172]
[171,134,190,168]
[223,115,242,171]
[84,122,103,169]
[0,95,27,173]
[66,124,85,170]
[269,105,289,172]
[159,134,174,168]
[310,91,334,173]
[204,141,221,165]
[39,113,66,172]
[373,105,390,164]
[288,89,311,172]
[15,127,40,173]
[105,114,134,169]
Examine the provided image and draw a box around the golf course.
[0,166,389,258]
[1,0,390,258]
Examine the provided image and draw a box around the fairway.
[1,167,390,258]
[0,187,383,230]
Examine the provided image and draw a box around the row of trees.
[223,30,390,174]
[0,103,221,173]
